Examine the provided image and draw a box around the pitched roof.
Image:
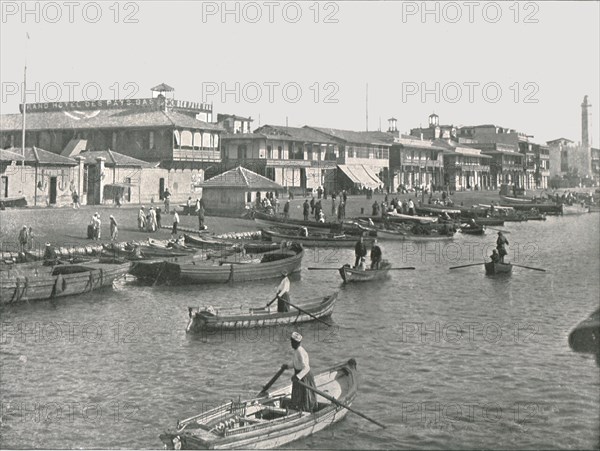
[201,166,284,190]
[255,125,339,144]
[2,147,77,165]
[393,137,448,152]
[547,137,574,144]
[151,83,175,92]
[0,148,25,162]
[217,113,253,122]
[77,150,154,167]
[304,126,394,146]
[432,140,492,158]
[0,109,222,132]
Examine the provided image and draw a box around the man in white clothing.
[282,332,317,412]
[276,271,290,312]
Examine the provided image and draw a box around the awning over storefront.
[337,164,383,189]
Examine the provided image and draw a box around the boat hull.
[187,293,337,332]
[159,359,358,450]
[262,230,373,248]
[484,261,512,275]
[377,229,454,241]
[0,261,131,304]
[339,262,391,283]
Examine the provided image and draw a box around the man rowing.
[370,239,383,269]
[496,231,509,263]
[282,332,317,412]
[276,271,291,313]
[354,235,367,268]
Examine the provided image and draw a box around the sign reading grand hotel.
[20,98,212,113]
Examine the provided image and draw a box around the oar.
[307,267,339,270]
[449,262,485,270]
[512,264,546,272]
[486,226,510,233]
[265,295,280,308]
[279,298,332,327]
[296,380,386,429]
[257,365,287,397]
[388,267,415,270]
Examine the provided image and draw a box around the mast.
[21,33,29,166]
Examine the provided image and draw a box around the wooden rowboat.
[484,261,512,275]
[460,226,485,235]
[186,293,337,332]
[339,261,391,283]
[159,359,358,450]
[133,243,303,285]
[376,228,455,241]
[262,229,373,248]
[0,261,131,304]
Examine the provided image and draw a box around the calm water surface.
[1,215,599,449]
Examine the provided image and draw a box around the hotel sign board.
[20,97,212,113]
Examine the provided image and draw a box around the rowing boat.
[338,261,391,283]
[262,229,374,248]
[130,243,303,285]
[0,260,131,304]
[381,212,438,224]
[159,359,358,450]
[186,293,337,332]
[484,261,512,275]
[376,228,455,241]
[460,226,485,235]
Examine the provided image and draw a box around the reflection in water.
[0,215,599,449]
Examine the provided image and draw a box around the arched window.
[174,130,181,147]
[181,130,193,148]
[202,133,211,149]
[193,132,202,149]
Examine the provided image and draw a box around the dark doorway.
[125,177,132,202]
[159,178,165,200]
[49,177,57,204]
[1,176,7,198]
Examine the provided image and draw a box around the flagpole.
[21,33,28,166]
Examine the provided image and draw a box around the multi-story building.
[219,124,340,193]
[389,133,447,191]
[0,85,224,203]
[304,126,391,192]
[433,139,492,191]
[217,114,253,134]
[462,142,525,189]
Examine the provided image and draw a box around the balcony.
[173,148,221,162]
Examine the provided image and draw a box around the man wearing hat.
[276,271,291,312]
[138,206,146,230]
[282,331,317,412]
[496,231,509,263]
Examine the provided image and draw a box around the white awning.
[337,164,382,189]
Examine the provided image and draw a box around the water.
[1,215,599,449]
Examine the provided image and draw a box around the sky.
[1,1,599,145]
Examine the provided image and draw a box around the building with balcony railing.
[433,140,491,191]
[389,136,447,192]
[462,142,525,189]
[0,84,224,203]
[219,124,340,193]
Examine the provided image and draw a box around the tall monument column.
[582,95,591,149]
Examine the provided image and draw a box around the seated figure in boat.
[282,332,318,412]
[356,256,367,271]
[490,249,501,263]
[299,227,309,237]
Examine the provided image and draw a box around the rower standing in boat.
[354,235,367,268]
[496,231,509,263]
[276,271,291,313]
[370,239,383,269]
[282,332,318,412]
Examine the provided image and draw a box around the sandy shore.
[0,188,558,253]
